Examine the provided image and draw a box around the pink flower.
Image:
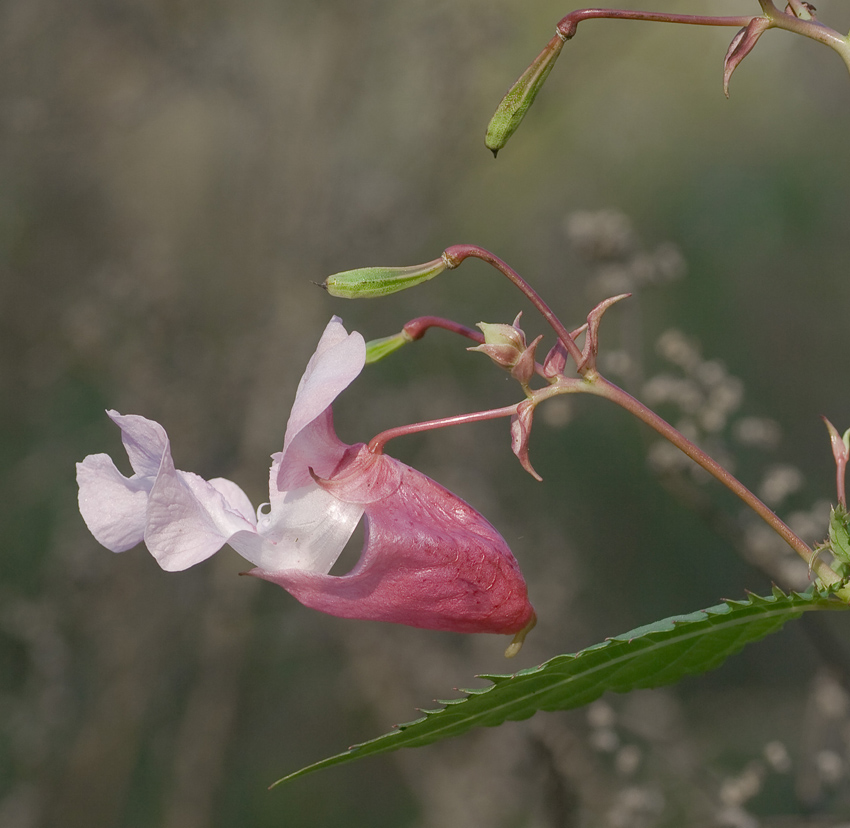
[77,317,534,637]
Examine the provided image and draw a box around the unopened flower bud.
[824,418,850,464]
[485,32,566,157]
[469,315,527,366]
[824,417,849,510]
[323,257,447,299]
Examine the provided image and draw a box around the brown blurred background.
[2,1,850,825]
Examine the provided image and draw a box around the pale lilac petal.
[76,454,150,552]
[252,450,534,635]
[208,477,257,526]
[144,451,256,571]
[107,410,169,478]
[279,317,365,476]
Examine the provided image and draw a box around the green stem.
[759,0,850,71]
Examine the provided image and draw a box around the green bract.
[323,257,447,299]
[364,332,411,364]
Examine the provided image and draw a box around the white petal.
[208,477,257,526]
[249,483,363,573]
[76,454,150,552]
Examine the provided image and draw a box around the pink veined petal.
[278,317,365,486]
[251,449,535,635]
[107,410,169,478]
[76,453,150,552]
[273,407,348,492]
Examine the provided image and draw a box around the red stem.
[403,316,483,344]
[368,403,519,455]
[556,9,754,39]
[587,375,841,585]
[556,5,850,57]
[443,244,586,370]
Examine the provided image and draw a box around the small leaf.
[485,33,567,156]
[829,505,850,565]
[274,587,846,786]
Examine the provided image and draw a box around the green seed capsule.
[485,33,566,157]
[323,257,447,299]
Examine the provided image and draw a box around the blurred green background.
[2,1,850,825]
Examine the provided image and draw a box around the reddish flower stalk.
[553,4,850,71]
[443,244,586,370]
[368,403,521,455]
[555,8,753,40]
[401,249,845,586]
[402,315,484,345]
[587,376,842,586]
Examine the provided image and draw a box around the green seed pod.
[323,257,447,299]
[485,33,566,157]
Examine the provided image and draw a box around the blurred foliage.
[2,0,850,826]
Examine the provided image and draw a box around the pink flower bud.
[470,314,541,385]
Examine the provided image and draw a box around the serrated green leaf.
[274,588,847,786]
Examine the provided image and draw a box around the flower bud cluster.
[469,313,542,388]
